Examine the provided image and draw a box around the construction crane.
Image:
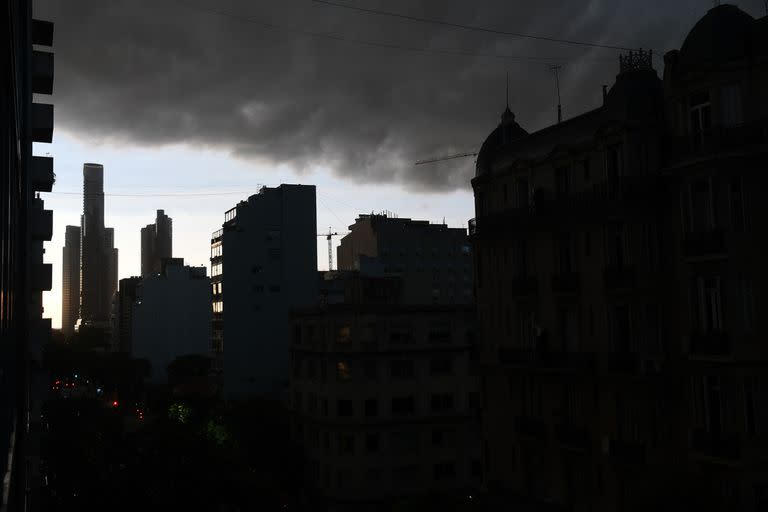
[414,151,478,166]
[318,227,345,270]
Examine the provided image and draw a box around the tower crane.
[318,227,345,270]
[414,151,477,166]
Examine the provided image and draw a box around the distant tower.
[79,163,118,326]
[141,209,172,277]
[61,225,80,338]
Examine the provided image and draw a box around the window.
[744,377,757,436]
[211,262,223,277]
[212,301,223,313]
[337,326,351,343]
[365,433,379,453]
[390,432,420,454]
[616,395,640,441]
[555,166,571,197]
[516,177,530,208]
[268,248,281,260]
[468,392,481,410]
[720,85,743,127]
[689,90,712,146]
[269,284,280,293]
[337,361,351,380]
[337,400,353,417]
[363,360,378,380]
[433,462,456,480]
[519,311,535,349]
[428,322,451,343]
[429,357,453,376]
[389,326,413,344]
[685,179,716,233]
[564,386,583,424]
[521,378,543,417]
[391,396,415,415]
[266,229,281,242]
[338,434,355,455]
[608,304,633,353]
[641,224,659,271]
[321,398,328,417]
[391,359,414,379]
[555,234,573,274]
[606,144,623,183]
[690,277,723,332]
[431,393,454,412]
[583,158,591,181]
[364,399,378,417]
[705,376,723,434]
[731,176,747,232]
[251,264,262,274]
[741,279,755,334]
[584,231,591,257]
[511,241,528,279]
[605,223,628,267]
[432,429,447,447]
[252,284,264,293]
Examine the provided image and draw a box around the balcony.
[514,416,548,440]
[603,265,636,291]
[498,347,595,372]
[31,156,54,192]
[684,228,726,258]
[608,439,646,464]
[552,272,580,294]
[509,276,538,296]
[664,122,768,166]
[691,428,741,460]
[689,331,730,357]
[554,424,591,451]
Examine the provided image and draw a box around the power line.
[168,0,614,64]
[312,0,644,52]
[45,190,249,198]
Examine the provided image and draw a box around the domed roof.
[476,107,528,177]
[679,4,755,68]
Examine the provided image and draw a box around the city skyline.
[35,1,767,331]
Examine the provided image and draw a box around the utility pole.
[549,65,563,124]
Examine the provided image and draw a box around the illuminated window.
[336,361,351,380]
[337,326,351,343]
[212,301,223,313]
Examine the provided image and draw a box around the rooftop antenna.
[505,70,509,109]
[549,65,563,124]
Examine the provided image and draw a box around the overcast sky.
[34,0,766,328]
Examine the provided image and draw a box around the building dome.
[475,107,528,177]
[679,4,755,69]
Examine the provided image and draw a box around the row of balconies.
[662,121,768,166]
[504,266,647,296]
[512,417,743,464]
[496,334,733,373]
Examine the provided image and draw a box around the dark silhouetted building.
[132,259,211,383]
[1,3,55,509]
[141,209,172,277]
[210,184,317,397]
[337,214,474,305]
[290,302,481,508]
[79,163,118,327]
[61,225,80,338]
[111,276,141,353]
[471,4,768,510]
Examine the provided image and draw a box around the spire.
[501,71,515,125]
[506,71,509,109]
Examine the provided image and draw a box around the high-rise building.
[112,276,141,353]
[61,225,80,338]
[140,209,172,277]
[132,259,211,383]
[79,163,118,326]
[211,184,317,397]
[337,214,473,305]
[470,5,768,510]
[1,3,55,509]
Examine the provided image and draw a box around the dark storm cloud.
[34,0,766,191]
